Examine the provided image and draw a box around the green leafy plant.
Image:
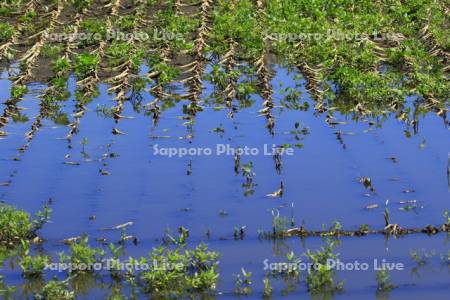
[11,85,28,99]
[138,243,219,297]
[52,57,71,75]
[74,53,99,79]
[0,23,14,43]
[18,240,50,278]
[79,18,106,46]
[72,0,92,12]
[33,206,52,230]
[0,205,33,244]
[305,239,343,293]
[59,236,103,274]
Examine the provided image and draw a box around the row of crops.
[0,0,448,141]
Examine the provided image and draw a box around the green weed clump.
[305,239,344,294]
[10,85,28,100]
[0,23,14,43]
[79,18,107,47]
[138,243,220,297]
[71,0,92,13]
[74,53,99,79]
[59,236,104,274]
[19,240,50,278]
[0,205,34,245]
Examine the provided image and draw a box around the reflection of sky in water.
[0,66,449,299]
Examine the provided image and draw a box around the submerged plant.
[263,276,273,298]
[0,275,15,298]
[234,268,252,295]
[241,161,256,196]
[376,269,395,292]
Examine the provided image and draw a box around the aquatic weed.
[305,239,344,293]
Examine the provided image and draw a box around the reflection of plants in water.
[280,86,309,111]
[278,252,302,296]
[444,210,450,225]
[107,284,128,300]
[263,276,273,298]
[11,112,29,123]
[384,200,391,227]
[95,105,115,118]
[69,272,99,296]
[442,250,450,265]
[375,269,396,300]
[410,248,437,276]
[51,112,70,126]
[0,274,15,298]
[35,278,74,300]
[204,64,234,93]
[410,249,435,266]
[234,268,252,295]
[241,161,256,196]
[19,276,45,299]
[268,250,302,282]
[80,137,90,159]
[236,81,257,103]
[270,239,291,257]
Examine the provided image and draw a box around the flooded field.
[0,0,449,299]
[1,65,449,299]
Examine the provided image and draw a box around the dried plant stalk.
[0,0,66,133]
[255,0,275,135]
[107,0,147,134]
[67,0,122,141]
[183,0,213,115]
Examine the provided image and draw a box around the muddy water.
[0,66,449,299]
